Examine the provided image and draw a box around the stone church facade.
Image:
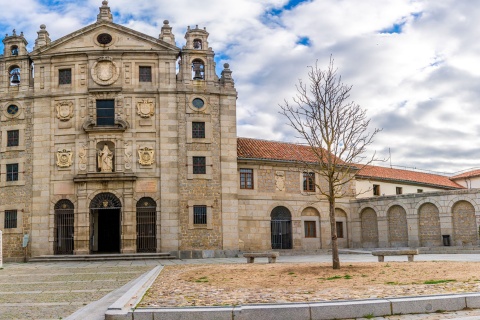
[1,2,479,261]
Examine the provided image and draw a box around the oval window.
[7,105,19,115]
[192,98,205,109]
[97,33,113,45]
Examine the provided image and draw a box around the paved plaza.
[1,254,480,319]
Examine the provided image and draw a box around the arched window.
[9,66,20,85]
[193,39,202,50]
[11,45,18,56]
[192,59,205,80]
[54,200,74,255]
[136,197,157,252]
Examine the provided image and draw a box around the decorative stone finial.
[97,0,113,22]
[220,62,234,86]
[34,24,51,50]
[224,63,229,69]
[159,19,175,45]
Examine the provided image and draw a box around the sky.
[1,0,479,174]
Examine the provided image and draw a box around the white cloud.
[2,0,480,173]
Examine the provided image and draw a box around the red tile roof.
[237,138,464,190]
[356,165,464,189]
[237,137,335,164]
[450,169,480,180]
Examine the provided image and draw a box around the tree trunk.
[329,184,340,269]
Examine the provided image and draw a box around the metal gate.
[136,198,157,253]
[54,200,74,255]
[271,220,292,249]
[271,206,292,249]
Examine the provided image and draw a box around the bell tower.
[178,25,217,83]
[2,29,31,91]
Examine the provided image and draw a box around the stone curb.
[105,265,162,319]
[103,265,480,320]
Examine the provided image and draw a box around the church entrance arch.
[271,206,292,249]
[90,193,122,253]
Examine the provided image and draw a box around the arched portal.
[418,203,441,247]
[54,200,74,255]
[136,197,157,253]
[271,206,292,249]
[387,205,408,247]
[90,193,122,253]
[361,208,379,248]
[452,201,477,246]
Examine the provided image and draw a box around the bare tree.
[280,57,381,269]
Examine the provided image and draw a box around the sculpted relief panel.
[136,99,155,118]
[56,149,73,168]
[55,101,74,121]
[138,146,155,166]
[91,56,120,86]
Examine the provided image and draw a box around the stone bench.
[372,249,418,262]
[243,252,279,263]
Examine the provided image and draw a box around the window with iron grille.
[193,205,207,224]
[6,163,19,181]
[139,66,152,82]
[240,168,254,189]
[96,100,115,126]
[59,69,72,85]
[7,130,19,147]
[304,221,316,238]
[4,210,17,229]
[193,156,206,174]
[192,122,205,139]
[303,172,315,192]
[336,221,344,238]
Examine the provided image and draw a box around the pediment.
[30,21,179,56]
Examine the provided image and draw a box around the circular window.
[7,105,18,115]
[97,33,112,45]
[192,98,205,109]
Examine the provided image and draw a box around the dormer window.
[192,59,205,80]
[11,46,18,56]
[193,39,202,50]
[9,66,21,85]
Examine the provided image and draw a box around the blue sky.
[2,0,480,173]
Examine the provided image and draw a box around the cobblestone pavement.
[1,254,480,319]
[0,260,158,320]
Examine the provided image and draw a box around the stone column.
[0,230,3,268]
[121,183,136,253]
[74,183,89,254]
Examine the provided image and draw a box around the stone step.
[28,253,176,262]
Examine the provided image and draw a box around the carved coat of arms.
[57,149,73,168]
[138,147,155,166]
[136,99,155,118]
[91,56,119,86]
[275,171,285,191]
[56,101,74,121]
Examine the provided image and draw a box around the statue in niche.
[98,144,113,172]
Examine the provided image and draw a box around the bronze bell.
[11,70,20,84]
[192,60,204,80]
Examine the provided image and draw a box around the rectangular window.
[303,172,315,192]
[192,122,205,139]
[96,100,115,126]
[336,221,344,238]
[4,210,17,229]
[417,189,423,193]
[193,205,207,224]
[304,221,316,238]
[240,168,254,189]
[373,184,380,196]
[59,69,72,85]
[7,130,19,147]
[396,187,403,195]
[193,156,206,174]
[6,163,19,181]
[139,66,152,82]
